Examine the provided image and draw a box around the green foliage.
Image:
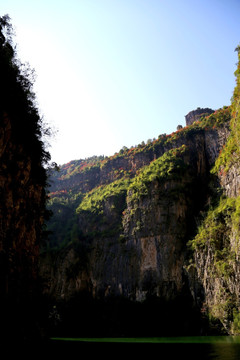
[192,49,240,258]
[212,47,240,175]
[47,145,189,248]
[76,177,132,215]
[232,309,240,335]
[0,14,51,257]
[128,145,188,201]
[187,52,240,333]
[190,197,238,247]
[164,107,230,145]
[0,15,51,172]
[188,195,240,329]
[189,193,240,330]
[58,156,104,180]
[211,127,236,175]
[200,106,231,129]
[44,189,84,250]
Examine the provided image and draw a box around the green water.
[47,336,240,360]
[50,336,240,359]
[51,336,240,343]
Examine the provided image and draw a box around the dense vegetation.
[212,49,240,175]
[76,177,132,215]
[0,15,50,175]
[46,105,230,251]
[127,145,188,202]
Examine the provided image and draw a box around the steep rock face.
[0,114,42,291]
[120,137,209,301]
[0,111,48,342]
[40,92,236,336]
[188,50,240,334]
[220,165,240,198]
[189,194,240,334]
[0,16,49,341]
[204,125,230,166]
[41,125,229,306]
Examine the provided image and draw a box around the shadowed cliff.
[0,15,50,343]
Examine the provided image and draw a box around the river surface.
[49,336,240,359]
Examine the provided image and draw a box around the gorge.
[1,13,240,341]
[41,47,240,336]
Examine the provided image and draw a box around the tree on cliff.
[0,14,50,169]
[0,15,51,343]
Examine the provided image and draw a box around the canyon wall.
[40,111,232,336]
[40,48,240,338]
[0,16,49,342]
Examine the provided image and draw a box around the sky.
[1,0,240,165]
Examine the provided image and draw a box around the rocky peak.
[185,107,214,126]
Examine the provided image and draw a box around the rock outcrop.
[185,108,214,126]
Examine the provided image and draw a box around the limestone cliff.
[39,42,240,337]
[40,102,232,336]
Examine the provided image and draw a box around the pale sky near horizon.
[1,0,240,165]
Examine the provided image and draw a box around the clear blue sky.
[1,0,240,165]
